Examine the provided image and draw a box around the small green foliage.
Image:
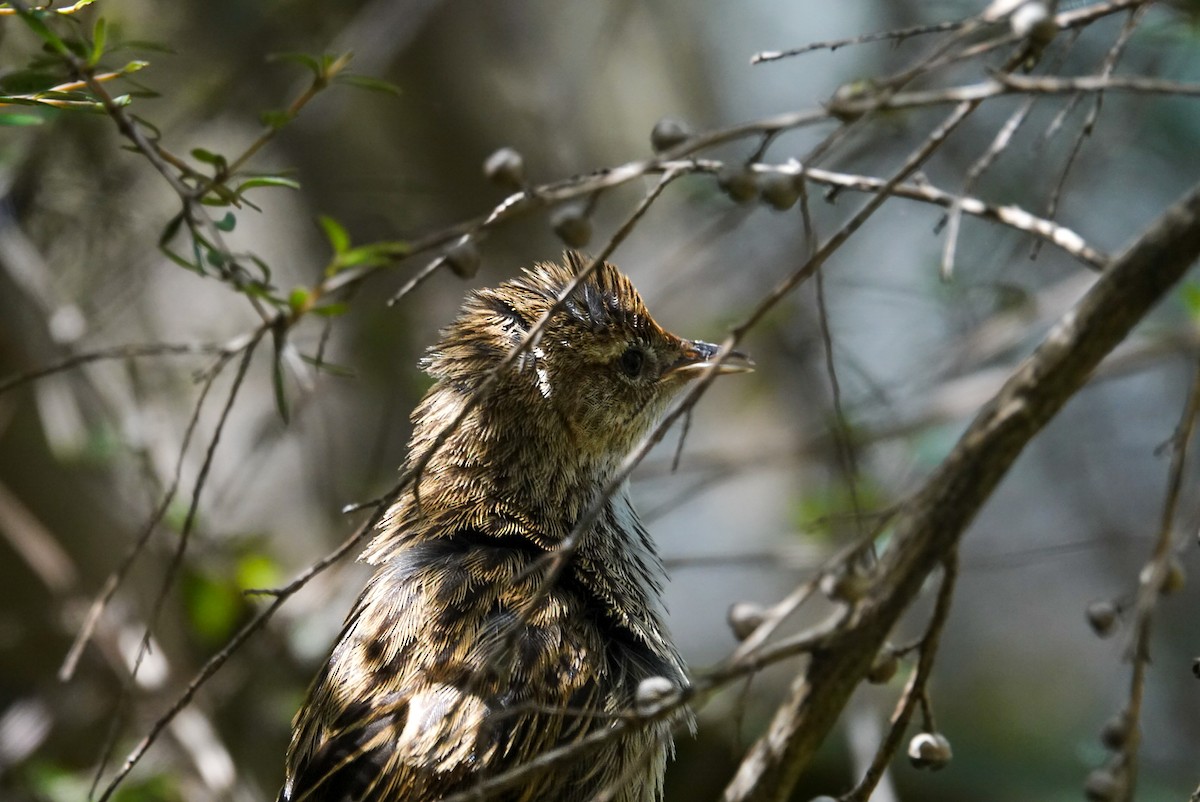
[12,7,72,58]
[790,478,887,540]
[164,498,192,533]
[24,759,182,802]
[311,301,349,317]
[318,215,350,255]
[236,174,301,194]
[0,110,46,126]
[1179,281,1200,319]
[288,287,311,315]
[183,569,243,645]
[317,216,409,274]
[271,320,292,423]
[338,241,410,269]
[0,69,64,95]
[214,211,237,232]
[236,551,281,592]
[269,51,353,85]
[335,72,402,96]
[190,146,228,172]
[260,108,294,130]
[269,51,326,76]
[88,16,107,67]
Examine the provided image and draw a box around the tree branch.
[722,179,1200,802]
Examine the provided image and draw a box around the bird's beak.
[669,339,754,376]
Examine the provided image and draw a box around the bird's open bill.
[670,339,754,376]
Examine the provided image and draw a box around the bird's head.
[420,252,751,466]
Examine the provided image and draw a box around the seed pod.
[550,205,592,248]
[717,165,758,203]
[635,675,676,716]
[867,649,898,684]
[820,567,870,603]
[1085,600,1117,638]
[759,172,800,211]
[1162,556,1186,595]
[650,118,692,153]
[444,237,481,279]
[483,147,525,190]
[907,732,952,771]
[1083,767,1121,802]
[1010,2,1056,44]
[1100,711,1130,751]
[727,601,767,641]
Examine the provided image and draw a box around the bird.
[279,251,751,802]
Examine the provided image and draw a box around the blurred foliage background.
[1,1,1199,800]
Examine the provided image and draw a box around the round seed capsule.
[650,118,692,153]
[717,165,758,203]
[550,205,592,248]
[444,238,481,279]
[907,732,952,771]
[727,601,767,642]
[1085,600,1117,638]
[759,172,800,211]
[1083,767,1121,802]
[483,147,525,190]
[867,650,898,684]
[635,675,676,716]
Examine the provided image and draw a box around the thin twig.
[841,552,959,802]
[1032,7,1145,259]
[60,340,252,682]
[751,18,971,64]
[0,341,231,396]
[941,30,1081,279]
[94,329,265,799]
[1112,354,1200,801]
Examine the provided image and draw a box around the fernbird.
[280,252,750,802]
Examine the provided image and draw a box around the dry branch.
[723,179,1200,802]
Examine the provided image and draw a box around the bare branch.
[722,178,1200,802]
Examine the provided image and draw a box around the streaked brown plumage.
[280,253,749,802]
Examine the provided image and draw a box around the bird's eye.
[618,346,645,378]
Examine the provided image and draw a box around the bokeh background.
[1,1,1199,800]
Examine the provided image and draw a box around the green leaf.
[214,211,237,232]
[158,212,184,246]
[259,108,294,130]
[183,571,242,645]
[247,253,274,286]
[270,321,291,424]
[190,147,227,170]
[115,39,176,55]
[312,301,349,317]
[236,175,301,193]
[14,9,72,58]
[88,17,107,66]
[318,215,350,255]
[1180,281,1200,319]
[335,241,410,270]
[0,111,46,126]
[334,73,403,96]
[0,69,65,94]
[236,553,281,592]
[268,51,323,76]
